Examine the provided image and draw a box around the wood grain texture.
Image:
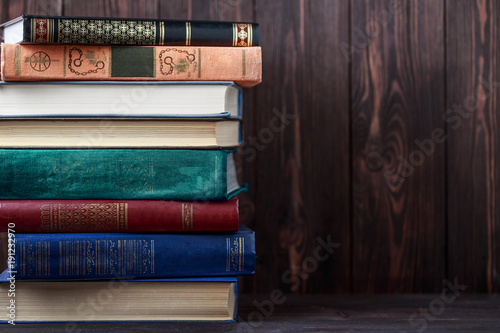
[446,0,500,293]
[25,0,62,15]
[254,0,350,293]
[64,0,158,18]
[351,0,446,292]
[8,0,23,18]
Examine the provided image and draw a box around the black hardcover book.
[1,15,259,47]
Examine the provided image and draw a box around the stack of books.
[0,15,261,323]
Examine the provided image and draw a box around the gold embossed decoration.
[58,19,156,45]
[40,203,128,231]
[233,23,253,47]
[181,203,194,229]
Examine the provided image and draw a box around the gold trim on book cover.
[226,237,245,272]
[151,239,155,273]
[40,203,128,231]
[233,23,253,47]
[242,49,246,77]
[33,18,53,43]
[159,21,165,45]
[226,238,230,271]
[185,22,192,46]
[232,23,237,46]
[57,19,156,45]
[181,203,194,229]
[14,45,21,76]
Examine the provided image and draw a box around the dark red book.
[0,198,238,233]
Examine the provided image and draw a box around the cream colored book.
[0,118,240,148]
[0,277,238,322]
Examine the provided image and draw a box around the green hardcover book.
[0,149,244,200]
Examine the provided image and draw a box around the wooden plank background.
[0,0,498,293]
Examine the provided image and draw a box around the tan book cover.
[1,43,262,87]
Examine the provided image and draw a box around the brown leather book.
[1,43,262,87]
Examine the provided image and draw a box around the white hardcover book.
[0,81,242,118]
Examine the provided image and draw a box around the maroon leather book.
[0,198,239,233]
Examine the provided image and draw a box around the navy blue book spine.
[12,227,255,280]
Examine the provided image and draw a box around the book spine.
[23,16,259,47]
[13,229,255,279]
[0,149,229,200]
[0,198,239,232]
[0,44,262,88]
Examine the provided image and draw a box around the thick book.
[0,43,262,87]
[0,198,239,233]
[0,81,242,118]
[1,15,259,47]
[0,118,240,148]
[9,226,255,280]
[0,149,244,200]
[0,276,238,322]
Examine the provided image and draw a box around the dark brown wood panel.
[24,0,62,15]
[7,0,23,18]
[0,0,8,24]
[254,0,350,293]
[64,0,158,18]
[447,0,500,293]
[351,0,446,292]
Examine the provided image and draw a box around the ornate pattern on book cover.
[25,16,258,46]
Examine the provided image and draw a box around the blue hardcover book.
[0,274,239,322]
[10,226,254,280]
[0,149,246,200]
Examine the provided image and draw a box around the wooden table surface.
[6,294,500,332]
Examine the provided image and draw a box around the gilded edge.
[14,45,21,76]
